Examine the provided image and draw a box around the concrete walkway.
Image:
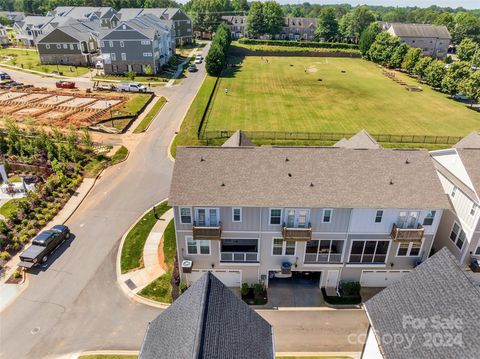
[165,47,199,87]
[119,208,174,294]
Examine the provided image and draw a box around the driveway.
[268,272,325,307]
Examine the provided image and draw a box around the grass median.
[120,201,170,274]
[139,219,176,303]
[109,146,129,165]
[133,97,167,133]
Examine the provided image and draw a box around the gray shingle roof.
[454,132,480,149]
[389,23,451,39]
[139,272,274,359]
[334,130,381,149]
[457,149,480,199]
[364,248,480,359]
[169,146,450,209]
[222,130,255,147]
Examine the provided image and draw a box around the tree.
[388,43,409,69]
[456,38,479,66]
[0,16,14,26]
[358,22,380,58]
[425,60,446,89]
[453,12,480,42]
[413,56,433,80]
[188,0,231,37]
[245,1,265,38]
[434,12,455,32]
[402,47,422,73]
[315,7,339,42]
[340,6,376,42]
[262,0,283,36]
[367,32,401,66]
[231,0,248,12]
[205,42,225,76]
[459,71,480,105]
[441,61,472,96]
[144,65,153,76]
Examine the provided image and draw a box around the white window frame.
[141,40,151,45]
[269,208,282,225]
[185,235,210,255]
[449,222,466,250]
[45,44,50,49]
[451,187,457,197]
[470,203,477,217]
[120,40,124,47]
[109,40,113,47]
[232,208,242,222]
[100,41,105,47]
[194,208,220,226]
[422,210,436,226]
[69,44,74,50]
[63,44,67,49]
[111,53,116,61]
[121,53,126,61]
[143,52,152,57]
[396,242,422,257]
[179,207,192,224]
[305,239,345,262]
[322,209,333,223]
[56,44,61,49]
[348,240,390,263]
[375,210,383,223]
[272,238,296,256]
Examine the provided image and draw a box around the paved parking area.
[268,272,325,307]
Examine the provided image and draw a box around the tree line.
[205,22,231,76]
[361,28,479,104]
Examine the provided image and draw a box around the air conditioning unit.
[181,260,193,273]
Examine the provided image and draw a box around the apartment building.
[430,132,480,266]
[99,14,173,75]
[169,131,449,291]
[47,6,119,29]
[386,23,451,58]
[0,25,8,46]
[14,16,54,46]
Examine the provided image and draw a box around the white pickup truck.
[118,82,147,93]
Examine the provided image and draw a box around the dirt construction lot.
[0,88,127,128]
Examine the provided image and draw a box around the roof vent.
[200,157,205,162]
[285,157,289,162]
[389,178,394,185]
[405,158,410,164]
[221,182,225,187]
[288,173,292,177]
[310,182,314,187]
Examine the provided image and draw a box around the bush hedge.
[239,38,358,49]
[206,23,232,76]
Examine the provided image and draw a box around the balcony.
[390,223,424,242]
[282,223,312,241]
[192,221,222,241]
[304,253,342,264]
[221,252,259,263]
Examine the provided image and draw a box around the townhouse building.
[47,6,119,29]
[430,132,480,266]
[118,8,192,45]
[169,131,449,292]
[386,22,451,58]
[14,16,54,46]
[99,14,173,75]
[0,24,8,45]
[0,11,25,23]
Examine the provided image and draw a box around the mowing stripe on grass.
[133,96,167,133]
[120,201,170,274]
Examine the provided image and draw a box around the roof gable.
[454,131,480,149]
[37,27,82,43]
[334,130,381,149]
[389,23,451,39]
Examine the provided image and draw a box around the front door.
[195,208,219,226]
[326,270,339,288]
[285,209,309,228]
[397,211,419,229]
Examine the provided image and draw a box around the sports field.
[203,56,479,136]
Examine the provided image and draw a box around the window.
[270,209,282,225]
[56,44,61,49]
[475,246,480,255]
[449,222,466,250]
[375,210,383,223]
[195,208,219,226]
[121,53,126,61]
[397,242,421,257]
[322,209,332,223]
[141,40,151,45]
[305,240,344,263]
[120,41,124,47]
[232,208,241,222]
[272,238,296,256]
[63,44,67,49]
[349,240,389,263]
[451,187,457,197]
[69,44,74,50]
[186,236,210,255]
[143,52,152,57]
[45,44,50,49]
[423,210,436,226]
[471,204,477,216]
[179,207,192,224]
[100,41,105,47]
[111,53,116,61]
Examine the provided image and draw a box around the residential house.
[139,272,274,359]
[430,132,480,267]
[168,130,449,291]
[362,248,480,359]
[386,23,451,58]
[47,6,119,29]
[36,22,100,66]
[99,14,173,75]
[0,24,8,45]
[118,8,192,45]
[0,11,25,23]
[221,15,317,41]
[14,16,54,46]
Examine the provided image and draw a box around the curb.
[108,146,130,167]
[134,96,168,134]
[115,198,172,309]
[67,350,139,359]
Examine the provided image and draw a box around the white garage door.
[360,270,410,287]
[187,269,242,287]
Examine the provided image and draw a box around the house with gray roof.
[0,11,25,23]
[169,130,449,291]
[362,247,480,359]
[430,133,480,267]
[99,14,173,75]
[386,23,451,58]
[0,24,8,45]
[118,8,192,45]
[36,21,100,66]
[139,272,274,359]
[14,16,54,46]
[47,6,119,29]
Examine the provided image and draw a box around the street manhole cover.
[124,279,136,290]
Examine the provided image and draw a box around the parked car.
[0,71,11,80]
[454,93,469,101]
[95,60,104,69]
[194,54,203,64]
[118,82,147,93]
[188,64,198,73]
[94,82,117,92]
[19,225,71,268]
[56,81,76,89]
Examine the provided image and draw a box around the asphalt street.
[0,47,368,359]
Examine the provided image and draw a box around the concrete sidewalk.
[119,208,174,294]
[165,47,199,87]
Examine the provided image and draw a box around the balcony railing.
[390,223,424,242]
[192,221,222,241]
[220,252,259,263]
[282,223,312,241]
[304,253,342,264]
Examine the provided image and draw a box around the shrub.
[0,251,11,260]
[12,242,20,251]
[179,281,187,294]
[239,38,358,49]
[27,229,36,236]
[38,219,46,227]
[13,270,22,279]
[253,283,263,298]
[340,281,361,296]
[241,282,250,296]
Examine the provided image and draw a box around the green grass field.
[203,56,479,136]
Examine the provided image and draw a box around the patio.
[267,272,325,307]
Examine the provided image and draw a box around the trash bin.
[281,262,292,275]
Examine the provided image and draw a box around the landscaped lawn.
[0,198,23,218]
[133,97,167,133]
[120,201,170,273]
[109,146,129,165]
[139,219,176,303]
[203,56,479,137]
[115,93,152,118]
[0,48,90,77]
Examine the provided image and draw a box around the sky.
[275,0,479,9]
